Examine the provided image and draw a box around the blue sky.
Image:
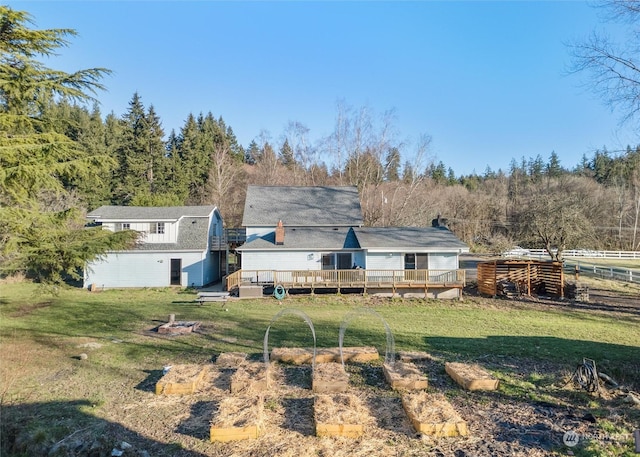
[11,1,639,176]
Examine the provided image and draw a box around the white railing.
[226,269,466,291]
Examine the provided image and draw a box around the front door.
[170,258,182,285]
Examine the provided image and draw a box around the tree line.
[45,93,640,253]
[1,5,639,284]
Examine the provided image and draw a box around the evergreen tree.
[162,130,189,203]
[427,161,447,185]
[0,6,137,283]
[484,166,496,179]
[447,167,457,185]
[401,161,415,184]
[591,148,613,184]
[528,154,545,181]
[176,113,209,203]
[279,139,296,168]
[546,151,563,178]
[112,95,169,204]
[244,140,259,165]
[384,147,401,181]
[575,153,592,177]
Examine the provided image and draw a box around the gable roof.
[239,226,469,253]
[87,205,217,221]
[242,186,363,227]
[134,216,212,251]
[86,206,218,252]
[238,227,360,251]
[353,227,469,253]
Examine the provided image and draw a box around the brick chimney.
[275,220,285,245]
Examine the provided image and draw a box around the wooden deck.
[226,269,465,295]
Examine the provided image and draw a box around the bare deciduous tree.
[513,177,598,260]
[569,1,640,127]
[204,143,243,222]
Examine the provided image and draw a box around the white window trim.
[151,222,165,234]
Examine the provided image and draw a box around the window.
[322,253,352,270]
[417,254,428,269]
[151,222,165,234]
[404,254,415,270]
[322,254,335,270]
[116,223,130,231]
[404,253,428,270]
[337,253,352,270]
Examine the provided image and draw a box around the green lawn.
[1,282,639,457]
[2,282,638,382]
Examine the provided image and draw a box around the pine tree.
[244,140,259,165]
[546,151,563,178]
[280,139,296,168]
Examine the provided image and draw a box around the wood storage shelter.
[477,260,564,298]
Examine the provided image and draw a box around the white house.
[232,186,469,298]
[84,206,223,289]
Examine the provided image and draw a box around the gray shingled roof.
[238,227,360,251]
[87,206,215,252]
[87,205,216,221]
[353,227,469,252]
[242,186,363,227]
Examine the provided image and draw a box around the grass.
[2,282,638,382]
[2,284,638,368]
[1,281,639,456]
[564,258,640,270]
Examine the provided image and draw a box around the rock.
[79,353,88,360]
[120,441,132,449]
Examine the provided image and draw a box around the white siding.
[85,251,207,288]
[102,221,177,243]
[429,253,458,270]
[365,252,403,270]
[242,251,322,271]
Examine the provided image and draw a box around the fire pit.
[157,314,201,335]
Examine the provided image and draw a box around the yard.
[1,278,639,457]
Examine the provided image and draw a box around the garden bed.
[402,391,468,437]
[314,394,370,438]
[155,364,208,395]
[445,362,499,391]
[230,362,270,394]
[270,346,379,364]
[383,361,428,390]
[210,395,264,442]
[312,362,349,393]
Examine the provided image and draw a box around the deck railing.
[226,269,465,291]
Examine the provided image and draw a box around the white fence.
[503,248,640,260]
[562,262,639,285]
[501,248,640,285]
